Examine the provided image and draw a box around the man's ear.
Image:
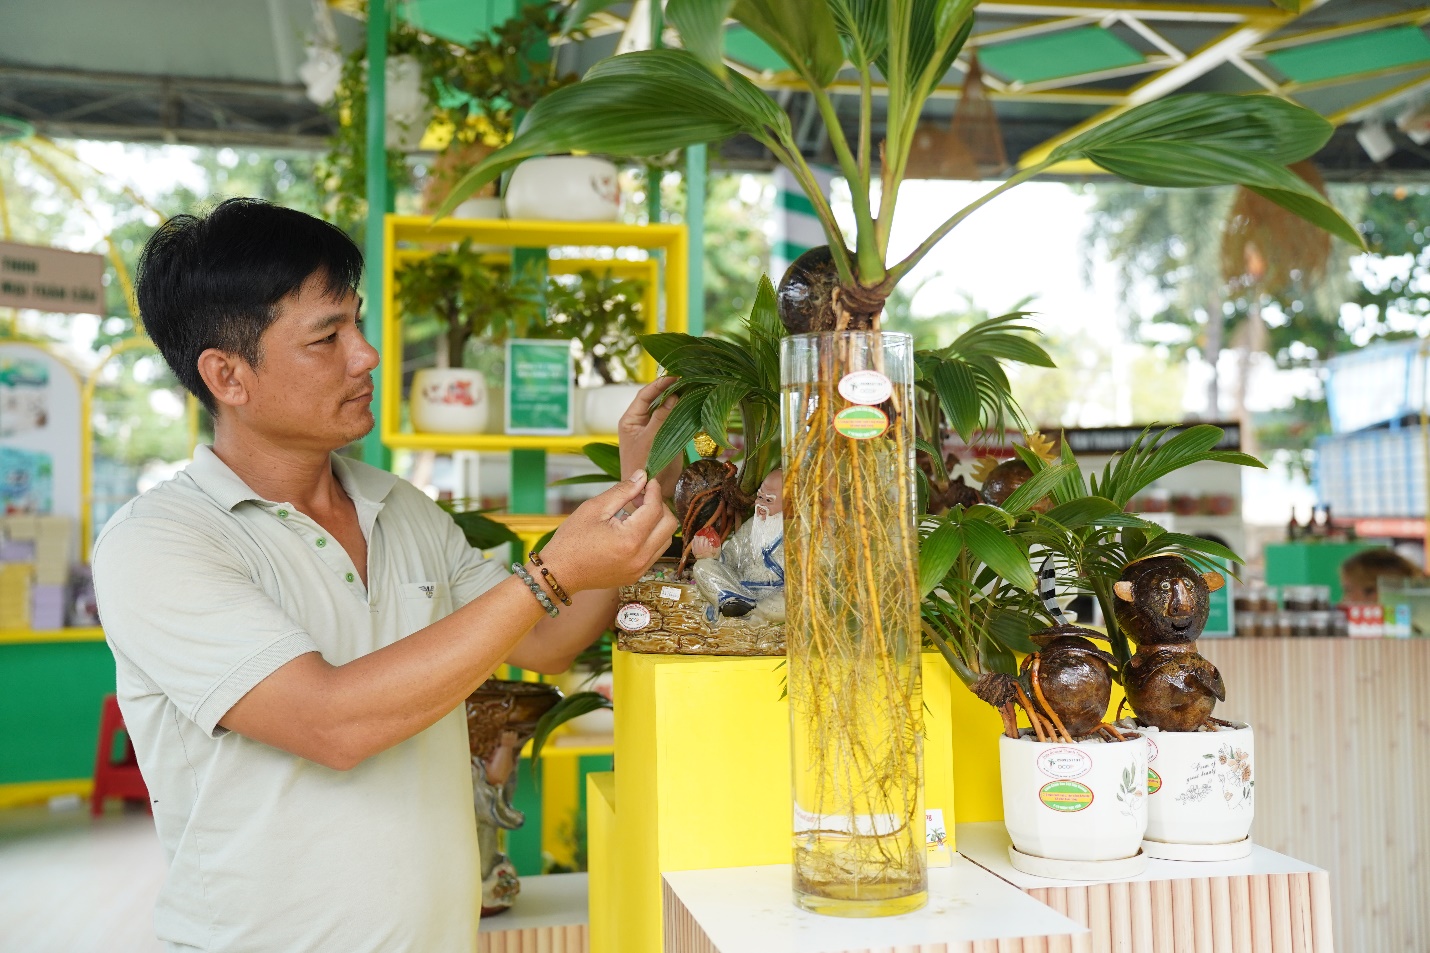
[1114,581,1135,602]
[196,348,252,411]
[1202,571,1226,593]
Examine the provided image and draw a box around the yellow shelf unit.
[379,216,689,457]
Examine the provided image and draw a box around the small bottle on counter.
[1286,510,1300,542]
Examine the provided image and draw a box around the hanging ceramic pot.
[504,156,620,222]
[384,54,430,151]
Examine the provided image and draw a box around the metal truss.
[0,65,333,150]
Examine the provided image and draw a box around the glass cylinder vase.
[780,330,925,917]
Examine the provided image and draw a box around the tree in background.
[1081,179,1379,473]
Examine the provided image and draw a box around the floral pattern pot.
[410,368,489,434]
[1140,722,1254,846]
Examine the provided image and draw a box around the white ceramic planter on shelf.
[451,197,504,221]
[554,670,614,735]
[504,156,620,222]
[1140,722,1255,860]
[410,368,490,434]
[580,383,643,435]
[999,731,1148,874]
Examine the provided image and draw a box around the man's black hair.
[135,198,364,414]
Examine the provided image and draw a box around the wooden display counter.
[1200,637,1430,953]
[478,873,588,953]
[957,822,1331,953]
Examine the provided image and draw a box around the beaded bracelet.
[512,563,559,618]
[527,550,572,606]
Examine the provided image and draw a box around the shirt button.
[345,572,355,583]
[316,538,327,548]
[277,509,289,518]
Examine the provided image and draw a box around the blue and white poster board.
[0,343,81,521]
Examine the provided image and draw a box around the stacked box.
[33,515,73,586]
[30,582,66,630]
[0,562,32,629]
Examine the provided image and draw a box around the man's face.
[237,275,378,450]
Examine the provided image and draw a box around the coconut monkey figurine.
[1113,555,1228,731]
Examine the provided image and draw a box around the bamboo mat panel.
[1023,871,1332,953]
[1200,638,1430,953]
[478,923,587,953]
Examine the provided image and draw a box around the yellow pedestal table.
[589,650,959,953]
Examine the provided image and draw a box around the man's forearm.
[223,574,549,769]
[509,587,619,673]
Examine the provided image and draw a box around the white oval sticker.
[1036,746,1093,780]
[838,370,893,405]
[615,603,652,632]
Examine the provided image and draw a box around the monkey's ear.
[1114,581,1135,602]
[1202,571,1225,593]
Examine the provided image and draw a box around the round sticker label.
[1039,780,1094,813]
[833,405,889,440]
[838,370,893,405]
[615,603,651,632]
[1036,746,1093,780]
[1147,768,1162,795]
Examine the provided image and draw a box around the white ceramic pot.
[999,731,1148,861]
[410,368,490,434]
[580,383,644,435]
[504,156,620,222]
[1142,722,1254,846]
[451,197,504,221]
[554,670,614,735]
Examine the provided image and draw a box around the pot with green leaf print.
[442,0,1356,917]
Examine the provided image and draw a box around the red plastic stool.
[91,694,150,816]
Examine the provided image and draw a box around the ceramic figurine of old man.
[691,468,785,622]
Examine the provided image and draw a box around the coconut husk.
[420,139,497,214]
[1220,160,1332,295]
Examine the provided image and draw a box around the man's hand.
[619,377,682,499]
[538,470,677,594]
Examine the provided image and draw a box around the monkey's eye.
[1159,581,1170,591]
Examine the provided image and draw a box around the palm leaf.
[919,518,964,597]
[438,49,793,216]
[731,0,845,88]
[645,384,713,476]
[529,691,613,763]
[829,0,887,69]
[667,0,737,78]
[962,517,1036,592]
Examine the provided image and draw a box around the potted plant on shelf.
[537,267,648,434]
[395,242,543,434]
[442,0,1356,917]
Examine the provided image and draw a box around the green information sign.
[1204,557,1233,637]
[505,339,573,435]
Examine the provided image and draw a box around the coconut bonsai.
[435,0,1358,915]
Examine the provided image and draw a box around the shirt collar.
[187,445,398,511]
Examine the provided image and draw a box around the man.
[91,198,678,953]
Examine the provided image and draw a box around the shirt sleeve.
[424,499,510,611]
[93,514,320,738]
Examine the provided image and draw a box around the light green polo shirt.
[92,445,508,953]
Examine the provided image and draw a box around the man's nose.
[352,333,380,373]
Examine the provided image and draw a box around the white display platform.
[662,855,1086,953]
[956,822,1321,889]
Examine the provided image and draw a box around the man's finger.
[626,377,677,422]
[620,478,669,535]
[595,470,649,520]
